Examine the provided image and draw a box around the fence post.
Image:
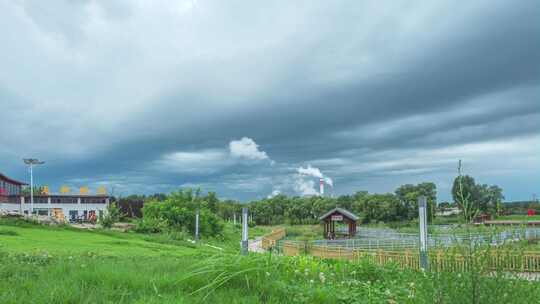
[418,196,429,271]
[241,207,248,255]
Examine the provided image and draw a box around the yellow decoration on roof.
[41,186,49,195]
[97,186,107,195]
[80,186,89,195]
[60,185,71,194]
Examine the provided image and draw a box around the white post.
[241,207,248,255]
[418,196,429,270]
[29,164,34,215]
[195,209,200,241]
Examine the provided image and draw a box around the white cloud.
[229,137,269,161]
[267,189,281,198]
[151,137,270,175]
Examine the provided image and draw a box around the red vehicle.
[528,209,536,217]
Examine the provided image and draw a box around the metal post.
[23,158,44,216]
[233,213,236,225]
[418,196,429,270]
[29,164,33,215]
[241,207,248,255]
[195,209,200,241]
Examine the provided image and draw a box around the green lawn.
[0,219,275,257]
[0,225,198,257]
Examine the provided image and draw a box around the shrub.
[98,203,121,228]
[139,189,224,237]
[134,217,167,233]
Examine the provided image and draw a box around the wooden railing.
[281,240,540,272]
[261,228,286,250]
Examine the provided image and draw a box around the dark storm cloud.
[1,1,539,201]
[86,0,539,163]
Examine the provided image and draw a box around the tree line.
[117,170,512,232]
[119,182,439,232]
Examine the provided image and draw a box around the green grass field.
[497,215,540,221]
[0,225,197,257]
[1,219,540,303]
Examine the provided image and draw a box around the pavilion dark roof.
[319,207,359,221]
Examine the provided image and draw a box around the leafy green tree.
[395,182,437,222]
[451,162,504,221]
[140,189,223,237]
[205,192,219,213]
[473,184,504,216]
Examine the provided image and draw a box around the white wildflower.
[319,272,326,284]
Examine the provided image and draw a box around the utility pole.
[23,158,45,215]
[418,196,429,271]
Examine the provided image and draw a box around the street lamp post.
[23,158,45,215]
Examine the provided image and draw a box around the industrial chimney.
[319,178,325,196]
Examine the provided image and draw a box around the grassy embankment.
[1,219,539,303]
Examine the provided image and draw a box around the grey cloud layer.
[0,1,538,200]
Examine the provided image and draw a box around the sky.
[1,0,539,202]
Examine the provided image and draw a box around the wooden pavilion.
[319,207,359,239]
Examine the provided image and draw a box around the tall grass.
[1,246,539,303]
[2,218,539,303]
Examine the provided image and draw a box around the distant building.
[435,207,462,217]
[0,172,110,221]
[0,172,25,197]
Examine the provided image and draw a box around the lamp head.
[23,158,45,165]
